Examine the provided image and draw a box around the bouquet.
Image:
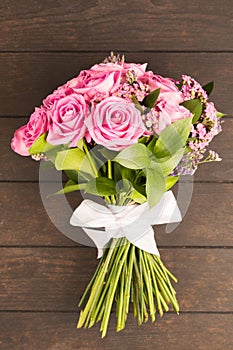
[11,52,223,338]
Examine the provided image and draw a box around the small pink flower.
[11,107,49,156]
[205,102,217,121]
[196,124,207,139]
[85,96,146,151]
[47,93,88,147]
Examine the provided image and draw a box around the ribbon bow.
[70,191,182,258]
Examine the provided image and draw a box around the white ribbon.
[70,191,182,258]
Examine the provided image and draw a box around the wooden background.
[0,1,233,349]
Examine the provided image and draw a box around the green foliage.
[29,132,63,161]
[180,99,203,123]
[154,117,192,158]
[216,111,225,118]
[165,176,179,190]
[114,143,151,169]
[156,148,185,176]
[55,148,95,176]
[202,81,214,96]
[141,88,160,109]
[85,177,117,196]
[53,182,86,195]
[146,163,166,208]
[130,189,147,204]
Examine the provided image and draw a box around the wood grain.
[0,183,232,247]
[0,0,232,51]
[1,117,231,181]
[0,248,232,312]
[0,312,232,350]
[1,52,232,116]
[1,0,232,347]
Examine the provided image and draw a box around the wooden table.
[0,1,232,349]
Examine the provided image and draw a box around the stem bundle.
[77,238,179,338]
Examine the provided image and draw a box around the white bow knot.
[70,191,182,258]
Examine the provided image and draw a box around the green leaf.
[29,132,61,155]
[64,179,76,187]
[141,88,160,109]
[146,164,166,208]
[155,148,185,176]
[53,182,86,195]
[114,143,151,169]
[64,169,91,183]
[133,183,146,196]
[98,147,118,160]
[129,189,147,204]
[55,148,94,176]
[65,170,79,183]
[180,99,203,123]
[120,166,135,181]
[113,162,122,183]
[216,111,225,118]
[85,177,117,196]
[138,136,150,144]
[154,117,192,158]
[147,136,158,153]
[76,138,84,150]
[203,81,214,96]
[165,176,179,191]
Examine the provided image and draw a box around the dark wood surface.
[1,0,232,51]
[0,1,232,349]
[0,313,232,350]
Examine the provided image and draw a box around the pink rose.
[43,85,73,109]
[138,72,192,133]
[47,93,88,147]
[155,102,192,133]
[11,107,49,156]
[65,65,121,100]
[65,62,147,102]
[85,96,146,151]
[139,72,182,105]
[91,62,147,78]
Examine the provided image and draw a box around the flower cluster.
[11,58,222,176]
[172,75,222,175]
[11,61,191,155]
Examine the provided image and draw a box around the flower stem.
[107,159,116,204]
[77,239,179,337]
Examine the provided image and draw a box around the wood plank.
[0,248,232,312]
[0,0,232,51]
[0,183,232,247]
[0,52,232,116]
[1,117,231,182]
[0,313,232,350]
